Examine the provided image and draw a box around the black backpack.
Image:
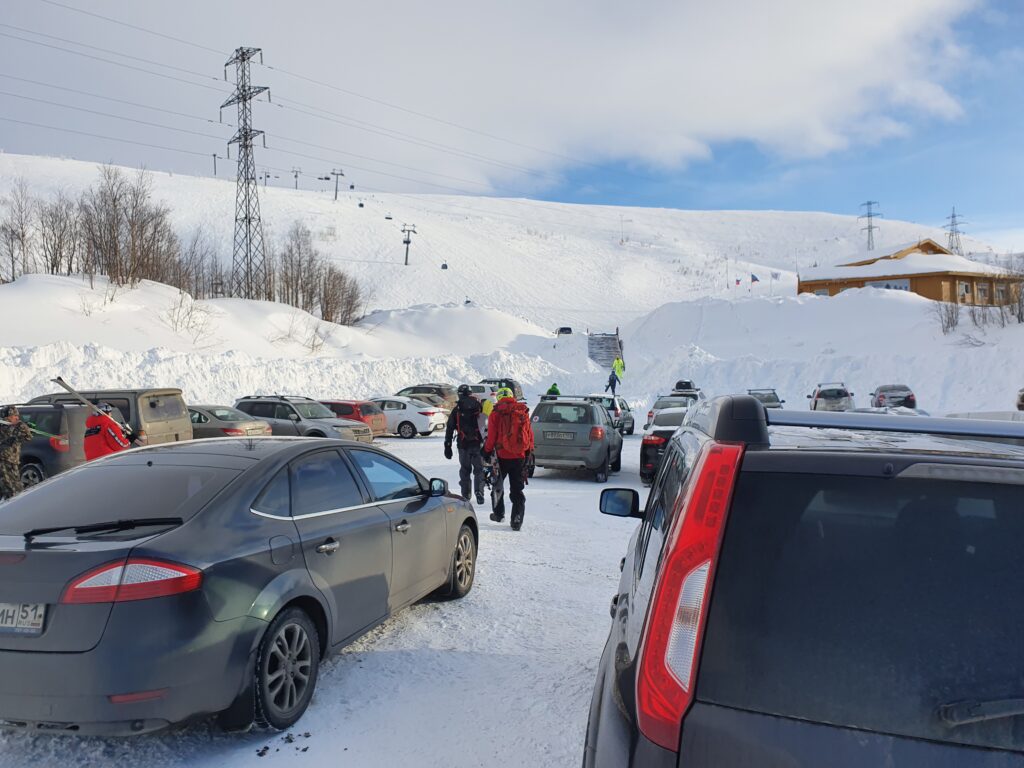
[455,398,483,444]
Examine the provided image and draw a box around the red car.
[320,400,387,437]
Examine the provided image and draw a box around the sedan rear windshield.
[653,410,687,427]
[533,404,593,425]
[654,397,695,410]
[699,471,1024,752]
[0,464,239,532]
[816,388,849,398]
[209,407,250,422]
[360,402,383,415]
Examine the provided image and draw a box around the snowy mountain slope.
[0,152,993,330]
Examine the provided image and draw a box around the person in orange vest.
[84,403,131,461]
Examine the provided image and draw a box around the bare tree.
[0,177,35,281]
[934,299,960,335]
[37,190,80,275]
[318,263,365,325]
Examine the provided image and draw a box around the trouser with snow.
[491,457,526,522]
[458,444,485,498]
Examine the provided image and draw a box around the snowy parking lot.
[0,434,644,768]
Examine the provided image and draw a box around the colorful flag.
[770,271,781,280]
[751,273,761,283]
[735,278,741,286]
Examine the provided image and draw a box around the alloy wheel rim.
[21,466,43,486]
[455,532,474,589]
[266,622,313,714]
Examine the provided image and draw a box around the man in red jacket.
[483,387,534,531]
[84,404,131,461]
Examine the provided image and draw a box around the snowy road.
[0,434,645,768]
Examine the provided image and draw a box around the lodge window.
[997,285,1008,303]
[978,283,990,302]
[958,281,971,302]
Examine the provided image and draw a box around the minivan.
[29,388,192,445]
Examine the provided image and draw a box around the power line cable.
[0,116,211,157]
[37,0,225,56]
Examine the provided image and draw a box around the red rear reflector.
[642,435,667,446]
[61,559,202,604]
[635,442,743,752]
[109,688,168,704]
[222,428,246,436]
[589,426,605,441]
[135,430,148,446]
[49,435,70,453]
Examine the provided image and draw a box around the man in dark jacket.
[0,406,32,501]
[444,385,486,505]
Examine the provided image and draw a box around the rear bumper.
[0,601,265,736]
[535,444,605,470]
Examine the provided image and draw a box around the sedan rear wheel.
[20,462,45,487]
[256,607,319,731]
[398,421,417,439]
[441,523,476,599]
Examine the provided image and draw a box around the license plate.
[544,431,574,440]
[0,603,46,635]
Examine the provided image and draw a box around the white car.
[807,382,855,412]
[370,396,448,439]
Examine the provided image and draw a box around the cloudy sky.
[0,0,1021,243]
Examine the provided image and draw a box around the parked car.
[747,388,784,408]
[530,398,623,482]
[188,405,272,439]
[584,394,636,435]
[639,406,688,485]
[871,384,917,409]
[1018,388,1024,411]
[0,438,477,735]
[320,400,388,437]
[370,396,448,439]
[645,392,702,429]
[234,396,372,442]
[480,377,525,401]
[29,387,192,445]
[807,382,855,411]
[16,404,90,487]
[466,383,498,404]
[395,384,457,411]
[589,395,1024,766]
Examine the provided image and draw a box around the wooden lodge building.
[797,239,1019,306]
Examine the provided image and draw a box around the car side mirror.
[806,394,812,399]
[289,413,300,421]
[781,400,786,404]
[600,488,641,519]
[430,478,448,497]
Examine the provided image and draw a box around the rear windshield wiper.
[938,698,1024,728]
[23,518,183,543]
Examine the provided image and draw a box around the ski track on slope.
[0,436,645,768]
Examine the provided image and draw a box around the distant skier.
[444,385,487,505]
[546,383,561,396]
[605,370,620,396]
[84,403,131,461]
[0,406,32,501]
[483,387,534,531]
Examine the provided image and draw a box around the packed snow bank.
[0,152,996,330]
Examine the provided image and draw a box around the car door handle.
[315,539,340,555]
[395,521,410,534]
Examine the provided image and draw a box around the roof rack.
[539,394,599,402]
[689,395,1024,446]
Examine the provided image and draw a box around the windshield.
[654,396,695,410]
[0,463,239,530]
[293,402,336,419]
[534,403,592,424]
[700,471,1024,752]
[653,410,687,427]
[209,407,250,422]
[817,388,849,399]
[750,391,780,405]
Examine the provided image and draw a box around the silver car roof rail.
[688,395,1024,447]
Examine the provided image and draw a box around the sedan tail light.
[418,411,437,416]
[641,435,667,446]
[61,559,202,604]
[222,428,246,436]
[635,442,743,751]
[49,435,70,453]
[589,426,605,441]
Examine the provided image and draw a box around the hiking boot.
[489,512,504,523]
[510,515,523,531]
[476,492,485,505]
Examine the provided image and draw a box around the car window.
[618,398,630,412]
[361,402,382,415]
[634,448,684,600]
[92,397,131,419]
[22,411,63,435]
[818,388,849,399]
[350,450,423,501]
[252,468,290,517]
[700,472,1024,753]
[290,451,364,515]
[533,403,592,424]
[653,410,687,427]
[329,403,354,416]
[189,409,207,424]
[143,394,186,420]
[240,402,273,418]
[274,404,296,420]
[292,402,335,419]
[210,407,249,422]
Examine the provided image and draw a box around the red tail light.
[222,428,246,436]
[109,689,168,705]
[589,426,605,441]
[49,435,70,453]
[635,442,743,751]
[642,435,667,446]
[878,394,886,404]
[418,411,437,416]
[134,429,147,446]
[61,558,202,604]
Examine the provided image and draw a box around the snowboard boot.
[489,511,504,523]
[476,491,485,505]
[510,513,523,531]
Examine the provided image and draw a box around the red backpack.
[496,401,532,456]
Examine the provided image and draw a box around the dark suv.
[587,396,1024,766]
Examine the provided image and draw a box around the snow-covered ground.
[0,434,644,768]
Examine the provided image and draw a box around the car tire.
[626,423,634,436]
[255,607,320,731]
[307,431,326,438]
[419,431,432,437]
[20,461,45,487]
[398,421,417,439]
[595,452,609,483]
[610,449,622,473]
[439,523,476,599]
